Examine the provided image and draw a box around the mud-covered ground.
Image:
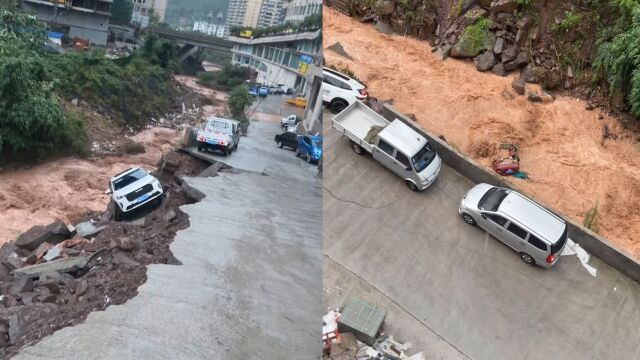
[324,7,640,258]
[0,152,212,359]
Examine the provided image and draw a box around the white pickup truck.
[196,117,241,156]
[332,101,442,191]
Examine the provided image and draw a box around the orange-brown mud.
[324,8,640,257]
[0,75,226,244]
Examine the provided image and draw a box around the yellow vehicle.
[286,97,307,109]
[239,30,253,38]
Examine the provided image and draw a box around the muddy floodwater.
[324,7,640,258]
[0,75,226,244]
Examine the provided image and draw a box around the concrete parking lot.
[323,112,640,359]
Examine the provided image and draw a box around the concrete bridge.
[147,26,234,61]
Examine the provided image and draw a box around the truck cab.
[196,117,241,156]
[370,121,442,191]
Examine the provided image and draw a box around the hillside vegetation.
[0,5,180,160]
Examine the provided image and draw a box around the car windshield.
[313,139,323,147]
[113,169,147,190]
[478,187,509,211]
[411,143,436,172]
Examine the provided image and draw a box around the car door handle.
[496,228,503,232]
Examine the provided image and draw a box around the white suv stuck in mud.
[107,167,164,220]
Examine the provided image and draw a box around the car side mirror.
[105,189,112,195]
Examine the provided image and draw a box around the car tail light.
[546,254,555,264]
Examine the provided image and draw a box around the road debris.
[0,151,219,358]
[562,239,597,277]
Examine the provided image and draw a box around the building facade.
[257,0,285,28]
[229,29,321,96]
[284,0,322,23]
[22,0,112,46]
[130,0,167,28]
[192,21,225,38]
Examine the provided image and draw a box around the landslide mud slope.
[324,7,640,257]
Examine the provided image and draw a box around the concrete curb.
[380,104,640,282]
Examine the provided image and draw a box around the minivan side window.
[377,139,395,156]
[507,222,528,239]
[395,152,411,169]
[528,234,547,251]
[486,214,507,227]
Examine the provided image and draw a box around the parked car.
[296,135,323,163]
[196,117,241,156]
[259,86,268,97]
[248,86,258,96]
[281,114,302,129]
[322,67,368,114]
[333,101,441,192]
[459,183,569,267]
[286,97,307,108]
[268,86,278,94]
[107,167,164,220]
[274,132,299,150]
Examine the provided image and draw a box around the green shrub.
[450,0,463,17]
[583,200,599,233]
[196,64,251,90]
[554,11,583,32]
[516,0,534,6]
[595,4,640,116]
[458,17,492,56]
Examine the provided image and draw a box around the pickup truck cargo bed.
[332,101,389,154]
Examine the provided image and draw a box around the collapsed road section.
[0,151,214,359]
[9,119,322,359]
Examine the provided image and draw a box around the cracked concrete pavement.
[13,120,322,360]
[322,111,640,360]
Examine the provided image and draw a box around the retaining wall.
[380,104,640,282]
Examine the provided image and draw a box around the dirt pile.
[324,7,640,258]
[0,151,214,359]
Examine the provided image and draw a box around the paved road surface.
[15,121,322,360]
[323,115,640,360]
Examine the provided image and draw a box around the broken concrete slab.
[12,256,91,278]
[15,221,71,251]
[26,242,53,265]
[326,42,354,60]
[43,244,63,262]
[75,221,106,238]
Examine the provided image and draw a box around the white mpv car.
[107,167,164,220]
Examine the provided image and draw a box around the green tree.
[111,0,134,25]
[595,4,640,116]
[227,85,255,121]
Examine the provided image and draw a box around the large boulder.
[465,6,487,25]
[504,52,528,71]
[512,77,526,95]
[474,51,497,71]
[522,63,544,83]
[374,0,395,16]
[14,221,71,251]
[493,37,505,54]
[490,0,518,13]
[451,32,494,58]
[501,45,518,63]
[492,63,508,77]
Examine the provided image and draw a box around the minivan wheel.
[350,141,364,155]
[307,153,312,163]
[406,180,419,192]
[520,252,535,265]
[461,213,475,226]
[331,100,347,114]
[278,141,283,148]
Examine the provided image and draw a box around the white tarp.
[561,238,597,277]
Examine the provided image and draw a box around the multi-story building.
[257,0,285,28]
[229,28,321,97]
[130,0,167,28]
[284,0,322,23]
[22,0,113,46]
[192,20,225,38]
